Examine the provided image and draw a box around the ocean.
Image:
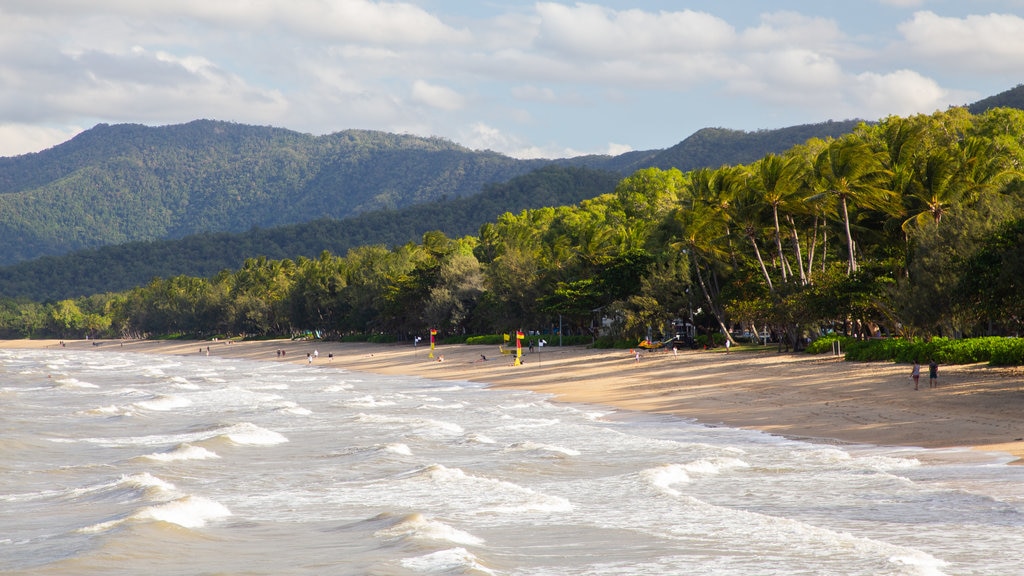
[2,347,1022,575]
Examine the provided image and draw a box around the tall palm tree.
[728,173,774,291]
[670,191,734,344]
[812,137,893,274]
[748,153,805,284]
[901,147,960,232]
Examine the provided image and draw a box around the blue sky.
[1,1,1023,158]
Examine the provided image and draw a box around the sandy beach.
[8,337,1024,462]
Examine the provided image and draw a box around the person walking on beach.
[911,359,921,390]
[929,359,938,388]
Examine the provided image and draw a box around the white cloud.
[898,11,1024,73]
[410,80,465,111]
[511,85,557,103]
[0,123,83,158]
[847,69,948,118]
[533,2,735,57]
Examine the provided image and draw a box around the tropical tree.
[812,137,893,274]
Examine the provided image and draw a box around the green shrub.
[806,334,855,355]
[839,336,1023,366]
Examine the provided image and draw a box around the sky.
[2,1,1024,159]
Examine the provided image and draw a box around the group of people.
[910,359,939,390]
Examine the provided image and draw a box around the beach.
[7,337,1024,462]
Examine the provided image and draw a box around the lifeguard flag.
[516,331,524,340]
[430,329,437,336]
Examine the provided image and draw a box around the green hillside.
[967,83,1024,114]
[0,120,550,264]
[0,165,622,300]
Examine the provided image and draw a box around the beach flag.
[514,331,524,365]
[429,329,437,358]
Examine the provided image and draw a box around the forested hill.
[0,118,885,267]
[967,83,1024,114]
[0,121,554,265]
[643,120,864,172]
[0,165,623,300]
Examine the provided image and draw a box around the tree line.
[1,108,1022,351]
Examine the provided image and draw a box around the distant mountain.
[0,118,868,268]
[967,83,1024,114]
[644,120,864,172]
[0,165,623,300]
[5,82,1020,297]
[0,120,551,264]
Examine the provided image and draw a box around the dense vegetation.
[4,108,1022,366]
[0,118,876,267]
[0,121,554,264]
[0,166,622,300]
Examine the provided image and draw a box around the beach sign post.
[429,328,437,359]
[514,331,524,366]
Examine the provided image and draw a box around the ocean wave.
[217,422,289,446]
[355,413,465,436]
[641,464,692,496]
[80,404,136,417]
[54,377,99,389]
[134,394,192,411]
[79,494,232,533]
[506,441,581,457]
[344,395,398,408]
[400,547,495,575]
[381,443,412,456]
[140,443,221,462]
[132,495,232,528]
[64,472,177,503]
[406,464,572,515]
[374,513,485,546]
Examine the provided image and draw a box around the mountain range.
[1,82,1022,301]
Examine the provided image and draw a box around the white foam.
[400,547,495,575]
[55,377,99,389]
[507,441,581,457]
[253,383,289,390]
[323,383,353,392]
[219,422,289,446]
[681,457,750,475]
[382,443,412,456]
[132,495,232,528]
[412,464,572,514]
[641,464,692,496]
[375,513,485,546]
[141,443,221,462]
[118,472,177,492]
[344,395,397,408]
[81,404,135,417]
[134,394,192,411]
[355,413,465,436]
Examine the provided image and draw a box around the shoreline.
[6,338,1024,462]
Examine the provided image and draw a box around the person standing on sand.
[911,359,921,390]
[929,359,938,388]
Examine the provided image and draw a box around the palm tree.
[748,153,805,284]
[669,190,735,344]
[901,147,960,232]
[812,138,893,274]
[728,173,774,291]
